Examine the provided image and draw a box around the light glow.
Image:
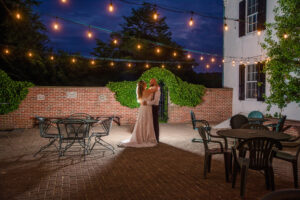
[283,34,288,39]
[108,3,114,12]
[71,58,76,63]
[16,13,21,20]
[211,58,215,63]
[257,30,261,36]
[200,56,204,61]
[187,54,191,59]
[87,31,93,38]
[177,65,181,69]
[113,39,118,45]
[153,12,158,20]
[4,49,9,54]
[137,44,141,49]
[173,52,177,57]
[206,64,210,69]
[90,60,95,65]
[110,62,114,66]
[156,48,160,54]
[189,17,194,26]
[161,64,165,68]
[50,56,54,60]
[28,52,33,57]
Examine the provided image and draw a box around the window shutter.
[239,65,245,100]
[257,0,267,30]
[239,0,246,37]
[256,62,266,101]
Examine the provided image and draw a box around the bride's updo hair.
[137,80,146,102]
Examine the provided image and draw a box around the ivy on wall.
[107,67,206,108]
[0,70,34,114]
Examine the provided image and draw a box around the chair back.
[275,115,287,132]
[101,117,113,136]
[69,113,92,120]
[248,111,264,119]
[230,114,249,129]
[241,124,269,131]
[190,111,196,129]
[56,119,89,139]
[36,117,53,138]
[197,126,211,151]
[236,137,282,170]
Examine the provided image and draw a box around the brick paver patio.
[0,124,298,200]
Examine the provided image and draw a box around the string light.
[200,56,204,61]
[188,12,194,27]
[15,12,21,20]
[232,60,236,67]
[161,64,165,68]
[71,58,76,63]
[156,47,161,54]
[50,56,54,60]
[90,60,95,65]
[177,65,181,69]
[254,61,258,64]
[53,17,60,31]
[153,9,158,20]
[206,64,210,69]
[283,34,288,39]
[61,0,67,3]
[145,64,149,68]
[127,63,132,68]
[222,59,224,63]
[224,23,228,31]
[28,52,33,57]
[87,26,93,38]
[4,49,10,54]
[110,61,114,66]
[173,52,177,57]
[211,57,215,63]
[113,39,118,45]
[108,0,114,12]
[187,54,191,59]
[137,44,141,50]
[257,30,261,36]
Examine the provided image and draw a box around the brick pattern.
[0,87,233,129]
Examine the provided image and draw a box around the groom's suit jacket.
[148,86,161,106]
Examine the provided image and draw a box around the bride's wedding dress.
[119,93,157,147]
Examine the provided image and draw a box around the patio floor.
[0,124,298,200]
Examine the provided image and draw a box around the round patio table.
[217,129,291,141]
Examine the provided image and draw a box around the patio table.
[217,129,291,141]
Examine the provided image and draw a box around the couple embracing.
[119,78,160,147]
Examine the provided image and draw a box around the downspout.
[222,0,225,88]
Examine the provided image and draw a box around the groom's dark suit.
[150,86,160,142]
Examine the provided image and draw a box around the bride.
[119,80,158,147]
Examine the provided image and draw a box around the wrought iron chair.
[248,111,264,124]
[230,114,249,129]
[197,126,232,182]
[34,117,60,157]
[266,115,291,132]
[56,119,90,160]
[275,140,300,188]
[89,117,114,154]
[232,137,282,197]
[190,110,211,143]
[241,123,269,131]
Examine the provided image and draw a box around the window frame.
[246,0,258,34]
[245,64,258,99]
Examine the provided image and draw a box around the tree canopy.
[262,0,300,110]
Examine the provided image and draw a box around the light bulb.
[53,22,60,31]
[211,58,215,62]
[156,48,160,54]
[232,60,236,66]
[173,52,177,57]
[283,34,288,39]
[254,61,258,64]
[187,54,191,59]
[50,56,54,60]
[222,59,225,63]
[257,30,261,36]
[200,56,204,61]
[16,13,21,20]
[161,64,165,68]
[90,60,95,65]
[4,49,9,54]
[177,65,181,69]
[110,62,114,66]
[71,58,76,63]
[108,3,114,12]
[61,0,67,3]
[28,52,33,57]
[189,17,194,26]
[113,39,118,45]
[224,24,228,31]
[145,64,149,68]
[137,44,141,49]
[128,63,132,67]
[153,12,158,20]
[206,64,210,69]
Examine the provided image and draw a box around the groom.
[144,78,161,142]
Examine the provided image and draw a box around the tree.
[262,0,300,110]
[92,3,198,82]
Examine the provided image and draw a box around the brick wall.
[0,87,233,129]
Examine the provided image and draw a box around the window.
[246,64,257,98]
[247,0,258,33]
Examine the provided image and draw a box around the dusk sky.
[35,0,224,73]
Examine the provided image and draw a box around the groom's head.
[150,78,157,87]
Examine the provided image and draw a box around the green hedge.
[0,70,34,114]
[107,67,205,108]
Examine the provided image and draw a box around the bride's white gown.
[120,93,157,147]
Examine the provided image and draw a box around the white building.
[223,0,300,120]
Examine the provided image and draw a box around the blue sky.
[36,0,224,73]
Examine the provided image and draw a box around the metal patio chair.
[34,116,60,157]
[230,114,249,129]
[190,110,212,143]
[89,117,114,154]
[248,111,264,124]
[266,115,291,133]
